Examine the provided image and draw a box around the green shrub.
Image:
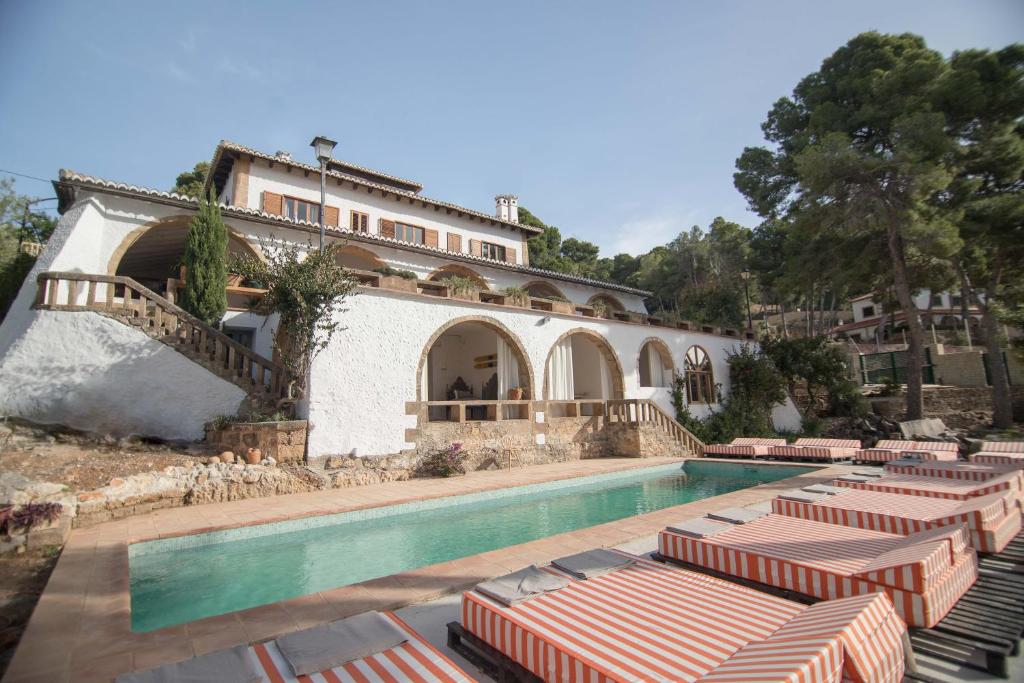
[441,275,480,296]
[501,286,531,306]
[0,251,35,321]
[372,266,417,280]
[416,443,467,477]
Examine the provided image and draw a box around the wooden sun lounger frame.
[447,621,541,683]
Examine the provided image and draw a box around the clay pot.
[245,448,262,465]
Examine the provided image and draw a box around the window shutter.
[324,205,340,227]
[447,233,462,252]
[505,247,517,264]
[262,191,283,215]
[424,228,439,248]
[380,219,396,239]
[469,239,482,257]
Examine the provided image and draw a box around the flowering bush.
[1,501,62,535]
[416,443,468,478]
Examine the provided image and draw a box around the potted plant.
[372,266,419,293]
[507,386,524,400]
[444,275,480,302]
[501,286,531,307]
[548,295,575,315]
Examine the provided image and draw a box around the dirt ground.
[1,443,201,492]
[0,547,60,679]
[0,420,210,491]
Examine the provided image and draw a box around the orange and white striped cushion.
[698,635,843,682]
[885,460,1021,481]
[658,515,977,627]
[873,440,956,453]
[732,438,787,447]
[855,448,957,463]
[979,441,1024,453]
[768,446,854,461]
[971,452,1024,468]
[772,489,1019,553]
[705,444,760,457]
[795,439,861,449]
[252,612,472,682]
[835,472,1023,501]
[462,557,804,682]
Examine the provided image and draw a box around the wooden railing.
[606,399,705,456]
[35,271,292,404]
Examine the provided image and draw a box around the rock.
[208,456,221,464]
[77,491,105,502]
[109,477,126,488]
[266,457,276,466]
[219,451,235,463]
[324,456,344,470]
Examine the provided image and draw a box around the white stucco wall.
[305,289,791,457]
[0,311,245,440]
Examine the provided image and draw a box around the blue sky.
[1,1,1021,255]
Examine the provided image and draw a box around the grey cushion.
[706,507,769,524]
[552,548,634,579]
[275,611,408,677]
[778,489,829,503]
[836,474,874,483]
[665,517,734,538]
[475,565,571,606]
[115,645,260,683]
[853,469,886,478]
[802,484,846,495]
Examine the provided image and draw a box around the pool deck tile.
[2,456,852,683]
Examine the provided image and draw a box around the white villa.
[832,289,983,343]
[0,138,800,463]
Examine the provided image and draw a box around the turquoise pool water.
[129,461,810,631]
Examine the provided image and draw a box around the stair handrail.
[605,398,704,456]
[642,399,704,457]
[34,271,292,401]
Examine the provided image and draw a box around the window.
[684,346,715,404]
[951,295,962,308]
[931,293,944,307]
[395,222,425,244]
[282,196,321,223]
[861,305,875,318]
[481,242,506,261]
[350,211,369,233]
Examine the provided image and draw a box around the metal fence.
[860,348,935,385]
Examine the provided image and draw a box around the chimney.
[495,194,518,223]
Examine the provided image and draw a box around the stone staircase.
[34,271,292,410]
[607,399,705,456]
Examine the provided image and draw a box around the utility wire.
[0,168,53,184]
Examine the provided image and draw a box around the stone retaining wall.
[207,420,307,462]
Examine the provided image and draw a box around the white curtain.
[496,336,520,399]
[647,344,666,387]
[599,354,613,399]
[546,338,575,400]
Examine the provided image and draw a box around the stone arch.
[637,337,675,387]
[542,327,625,400]
[523,280,567,300]
[415,315,534,401]
[334,244,385,271]
[427,264,489,290]
[107,215,263,288]
[587,293,625,312]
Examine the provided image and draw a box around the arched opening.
[638,338,674,388]
[417,318,532,421]
[543,330,625,416]
[334,244,385,272]
[523,280,566,300]
[684,345,715,404]
[587,293,625,313]
[427,265,489,290]
[110,217,261,300]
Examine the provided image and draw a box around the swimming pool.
[129,460,811,631]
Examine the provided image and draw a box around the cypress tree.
[180,187,228,326]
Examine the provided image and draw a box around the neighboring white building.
[833,289,983,343]
[0,138,801,459]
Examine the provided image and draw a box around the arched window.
[684,346,715,404]
[638,339,673,387]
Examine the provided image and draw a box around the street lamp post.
[740,269,753,331]
[309,136,337,252]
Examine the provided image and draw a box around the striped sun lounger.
[855,440,959,464]
[970,441,1024,468]
[834,471,1024,503]
[767,438,861,463]
[459,553,908,682]
[658,514,977,628]
[254,612,471,682]
[885,459,1023,482]
[772,487,1022,553]
[703,437,787,458]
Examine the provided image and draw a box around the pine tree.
[180,188,228,325]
